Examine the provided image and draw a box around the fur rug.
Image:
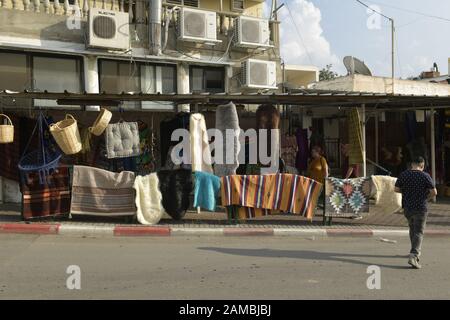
[214,102,241,176]
[157,169,193,220]
[133,173,166,225]
[190,113,213,173]
[372,175,402,214]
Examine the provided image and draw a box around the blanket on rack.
[325,177,371,218]
[221,174,322,220]
[70,165,136,216]
[214,102,241,177]
[372,175,402,214]
[21,167,71,220]
[193,171,221,211]
[157,169,193,220]
[133,173,166,225]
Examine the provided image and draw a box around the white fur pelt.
[190,113,213,173]
[133,173,167,225]
[372,175,402,214]
[214,102,241,177]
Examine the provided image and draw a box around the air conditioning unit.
[178,7,220,44]
[234,16,271,48]
[241,59,277,89]
[87,8,130,50]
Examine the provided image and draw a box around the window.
[0,52,29,91]
[190,66,225,93]
[99,59,177,109]
[232,0,244,11]
[166,0,199,7]
[99,60,140,94]
[33,56,82,93]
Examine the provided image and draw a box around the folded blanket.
[193,171,221,211]
[157,169,193,220]
[70,165,136,216]
[21,167,71,220]
[221,174,322,220]
[372,175,402,214]
[134,173,166,225]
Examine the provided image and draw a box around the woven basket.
[89,108,112,136]
[49,114,82,155]
[0,114,14,144]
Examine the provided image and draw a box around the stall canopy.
[1,89,450,110]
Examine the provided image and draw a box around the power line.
[356,0,392,21]
[283,2,314,66]
[364,0,450,23]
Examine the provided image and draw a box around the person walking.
[394,156,437,269]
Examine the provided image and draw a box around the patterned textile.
[325,177,371,218]
[347,108,364,165]
[21,167,71,220]
[221,174,322,220]
[70,165,136,216]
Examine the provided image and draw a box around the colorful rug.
[221,174,322,220]
[325,177,371,218]
[21,167,71,220]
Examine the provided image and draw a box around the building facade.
[0,0,282,111]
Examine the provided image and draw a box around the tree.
[319,64,338,81]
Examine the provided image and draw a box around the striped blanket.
[70,165,136,216]
[21,167,71,220]
[221,174,322,220]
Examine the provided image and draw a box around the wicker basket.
[89,108,112,136]
[0,114,14,144]
[49,114,82,155]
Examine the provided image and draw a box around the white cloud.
[276,0,341,73]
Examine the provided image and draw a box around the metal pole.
[391,18,395,94]
[361,104,367,177]
[375,112,379,164]
[430,108,436,202]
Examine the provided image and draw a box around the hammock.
[18,112,61,185]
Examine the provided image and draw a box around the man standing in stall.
[394,156,437,269]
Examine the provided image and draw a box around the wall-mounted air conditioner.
[234,16,271,48]
[241,59,277,89]
[178,7,220,44]
[87,8,130,50]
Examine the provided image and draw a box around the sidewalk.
[1,201,450,238]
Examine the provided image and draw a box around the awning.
[1,89,450,110]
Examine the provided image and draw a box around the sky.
[264,0,450,78]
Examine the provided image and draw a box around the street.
[0,234,449,299]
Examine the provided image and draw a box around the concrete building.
[0,0,290,111]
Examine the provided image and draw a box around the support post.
[375,112,379,165]
[361,104,367,177]
[430,108,436,202]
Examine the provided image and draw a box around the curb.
[1,222,450,238]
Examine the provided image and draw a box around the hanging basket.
[49,114,82,155]
[0,114,14,144]
[89,108,112,136]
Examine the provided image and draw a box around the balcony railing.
[0,0,134,18]
[1,0,279,42]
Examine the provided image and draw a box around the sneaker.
[408,255,422,269]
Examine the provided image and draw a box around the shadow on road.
[198,247,411,270]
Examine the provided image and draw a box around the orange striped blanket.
[221,174,322,220]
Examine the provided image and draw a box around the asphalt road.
[0,234,449,299]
